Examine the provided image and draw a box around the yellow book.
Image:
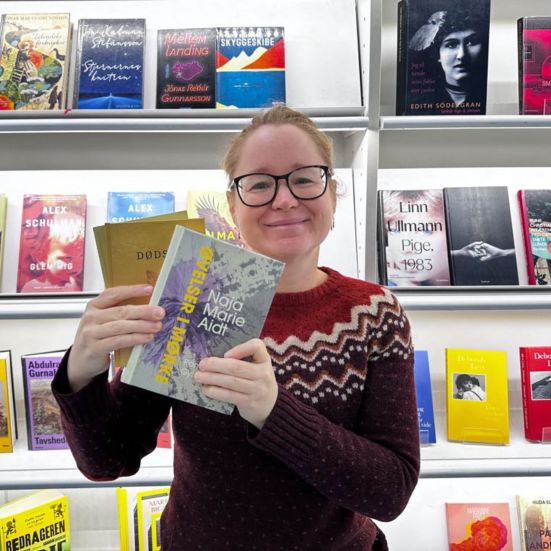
[446,348,510,445]
[0,489,70,550]
[94,213,205,367]
[0,350,17,453]
[0,194,6,291]
[116,488,129,551]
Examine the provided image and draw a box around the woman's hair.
[455,374,480,390]
[222,106,335,187]
[434,10,487,50]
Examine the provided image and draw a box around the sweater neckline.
[271,267,343,307]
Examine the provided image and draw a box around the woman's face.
[438,29,482,87]
[461,380,474,391]
[229,124,335,266]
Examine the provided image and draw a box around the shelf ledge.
[421,458,551,479]
[380,115,551,130]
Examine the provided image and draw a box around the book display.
[0,0,550,549]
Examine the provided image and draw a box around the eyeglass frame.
[228,164,331,207]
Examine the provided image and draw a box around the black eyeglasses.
[230,165,330,207]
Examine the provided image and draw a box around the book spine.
[518,18,525,115]
[519,348,532,441]
[376,191,388,284]
[72,21,84,108]
[20,357,34,450]
[396,1,407,116]
[517,190,537,285]
[442,190,457,285]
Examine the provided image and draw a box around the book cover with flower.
[123,228,284,415]
[0,13,71,110]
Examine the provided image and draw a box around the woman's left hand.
[194,338,278,430]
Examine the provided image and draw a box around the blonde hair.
[222,106,336,190]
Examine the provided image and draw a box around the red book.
[17,194,87,293]
[157,413,172,449]
[519,347,551,442]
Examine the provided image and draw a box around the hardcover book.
[187,190,249,248]
[0,350,17,453]
[73,19,146,109]
[396,0,491,116]
[516,495,551,551]
[216,27,285,109]
[21,350,68,451]
[518,189,551,285]
[0,490,70,551]
[107,192,175,223]
[157,28,216,109]
[444,187,519,286]
[0,13,71,110]
[122,227,284,414]
[378,189,450,286]
[413,350,436,444]
[519,347,551,442]
[17,194,87,293]
[446,348,510,445]
[446,502,513,551]
[518,17,551,115]
[0,194,6,291]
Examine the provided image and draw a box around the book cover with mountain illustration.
[73,19,145,109]
[216,27,285,109]
[0,13,71,110]
[157,28,216,109]
[122,228,284,414]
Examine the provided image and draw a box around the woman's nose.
[272,180,299,209]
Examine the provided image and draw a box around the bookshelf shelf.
[380,115,551,131]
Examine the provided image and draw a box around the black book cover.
[396,0,491,116]
[444,186,519,285]
[157,28,216,109]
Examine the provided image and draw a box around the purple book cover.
[21,352,68,450]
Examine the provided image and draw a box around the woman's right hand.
[67,284,165,392]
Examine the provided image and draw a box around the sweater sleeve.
[248,298,420,522]
[51,348,173,481]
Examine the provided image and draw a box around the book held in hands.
[122,227,284,415]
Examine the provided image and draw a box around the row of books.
[377,187,551,287]
[397,0,551,116]
[0,486,168,551]
[415,347,551,446]
[0,190,245,293]
[0,14,285,111]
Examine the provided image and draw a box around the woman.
[52,106,420,550]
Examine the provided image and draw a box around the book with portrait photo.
[122,227,284,415]
[0,350,17,454]
[377,189,450,286]
[516,495,551,551]
[396,0,491,116]
[446,348,509,445]
[444,186,519,286]
[519,347,551,443]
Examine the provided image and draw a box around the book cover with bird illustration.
[73,19,146,109]
[216,27,285,109]
[157,28,216,109]
[122,228,284,414]
[187,190,249,249]
[0,13,71,110]
[396,0,491,115]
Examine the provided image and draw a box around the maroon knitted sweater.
[52,268,420,550]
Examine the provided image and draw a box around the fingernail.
[199,360,205,370]
[143,285,154,293]
[154,307,164,319]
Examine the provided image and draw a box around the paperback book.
[444,186,519,286]
[518,189,551,285]
[122,227,284,414]
[187,190,249,248]
[446,348,509,445]
[0,194,6,291]
[516,495,551,551]
[446,502,513,551]
[216,27,285,109]
[518,17,551,115]
[21,350,68,451]
[377,189,450,286]
[17,194,87,293]
[0,490,70,551]
[107,192,175,223]
[157,28,216,109]
[396,0,491,116]
[0,350,17,453]
[157,413,172,449]
[73,19,146,109]
[0,13,71,110]
[413,350,436,444]
[519,347,551,442]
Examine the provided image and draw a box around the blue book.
[107,192,175,223]
[414,350,436,444]
[216,27,285,109]
[122,228,284,414]
[73,19,146,109]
